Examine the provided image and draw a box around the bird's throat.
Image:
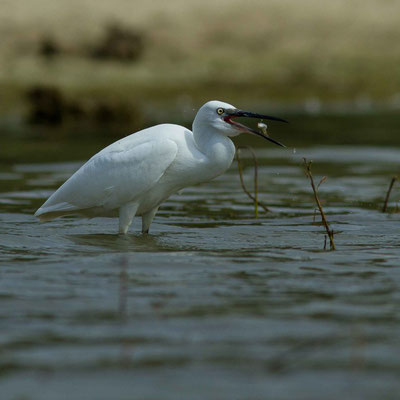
[193,127,235,175]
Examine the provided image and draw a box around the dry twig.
[236,146,270,216]
[382,176,397,213]
[303,158,336,250]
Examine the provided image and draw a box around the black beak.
[230,109,288,123]
[225,109,287,147]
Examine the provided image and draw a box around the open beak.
[224,109,287,147]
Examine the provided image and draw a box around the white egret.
[35,100,286,234]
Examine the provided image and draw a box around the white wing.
[35,135,178,219]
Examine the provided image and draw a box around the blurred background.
[1,0,400,163]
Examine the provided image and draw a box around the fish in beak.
[224,109,287,147]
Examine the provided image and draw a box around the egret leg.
[119,202,139,234]
[141,206,159,234]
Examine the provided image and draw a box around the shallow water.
[1,141,400,399]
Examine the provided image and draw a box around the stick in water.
[382,176,397,213]
[303,158,336,251]
[236,146,270,216]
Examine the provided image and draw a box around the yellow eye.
[216,108,224,115]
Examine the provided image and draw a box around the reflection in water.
[66,232,173,253]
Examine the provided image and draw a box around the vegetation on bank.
[0,0,399,123]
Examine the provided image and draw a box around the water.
[1,131,400,399]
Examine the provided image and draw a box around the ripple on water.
[1,145,400,400]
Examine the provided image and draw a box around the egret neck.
[192,112,236,176]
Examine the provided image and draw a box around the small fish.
[257,122,269,137]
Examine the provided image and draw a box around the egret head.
[193,100,287,147]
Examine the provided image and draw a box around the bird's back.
[35,124,187,220]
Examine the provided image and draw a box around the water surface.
[1,135,400,399]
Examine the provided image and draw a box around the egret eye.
[216,108,224,115]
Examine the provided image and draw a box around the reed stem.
[236,146,269,216]
[382,176,397,213]
[303,158,336,250]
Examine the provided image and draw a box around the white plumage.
[35,100,285,234]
